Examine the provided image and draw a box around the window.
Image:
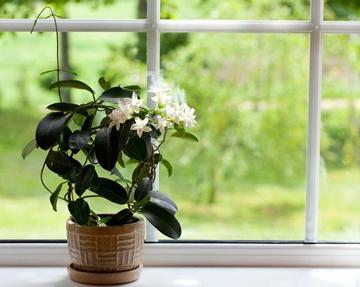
[1,0,360,245]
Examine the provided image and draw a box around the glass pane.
[159,33,309,240]
[320,34,360,241]
[0,0,142,19]
[0,32,145,239]
[325,1,360,20]
[161,0,309,20]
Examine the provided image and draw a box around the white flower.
[165,103,181,123]
[108,107,132,130]
[164,102,197,128]
[148,86,171,106]
[155,117,170,134]
[131,117,152,137]
[180,103,197,128]
[118,93,143,114]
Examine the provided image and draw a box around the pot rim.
[67,215,144,232]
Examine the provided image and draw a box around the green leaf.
[141,203,181,239]
[149,191,177,215]
[36,112,69,150]
[50,183,64,212]
[68,198,90,225]
[47,102,80,113]
[135,177,152,201]
[90,177,128,204]
[123,85,141,94]
[98,77,111,90]
[161,158,173,177]
[69,130,90,152]
[107,208,133,226]
[49,80,95,95]
[124,136,151,162]
[171,131,199,142]
[40,68,77,76]
[98,87,133,103]
[117,152,125,168]
[22,139,37,159]
[75,165,98,197]
[94,127,119,171]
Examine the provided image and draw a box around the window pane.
[0,1,142,19]
[161,0,309,20]
[320,34,360,241]
[325,1,360,20]
[0,32,145,239]
[159,33,309,240]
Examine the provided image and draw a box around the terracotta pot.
[66,216,144,273]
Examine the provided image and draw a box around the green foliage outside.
[1,0,360,240]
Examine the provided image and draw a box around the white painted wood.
[158,20,313,33]
[305,0,324,243]
[0,19,148,32]
[2,266,360,287]
[145,0,161,242]
[2,243,360,267]
[0,19,358,34]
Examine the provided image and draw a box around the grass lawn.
[1,111,360,240]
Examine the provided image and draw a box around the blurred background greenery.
[0,0,360,240]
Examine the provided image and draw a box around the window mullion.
[145,0,161,242]
[305,0,324,243]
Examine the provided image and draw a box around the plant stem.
[31,7,62,103]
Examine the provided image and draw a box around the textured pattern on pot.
[66,218,144,272]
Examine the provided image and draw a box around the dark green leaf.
[36,112,69,150]
[135,177,152,201]
[171,131,199,142]
[141,203,181,239]
[154,153,162,164]
[149,191,177,215]
[58,127,72,152]
[50,183,64,212]
[94,127,119,171]
[123,85,141,94]
[49,80,94,95]
[69,130,90,152]
[82,145,98,164]
[75,165,97,197]
[161,158,173,177]
[132,163,151,182]
[115,120,133,153]
[98,77,111,90]
[98,87,133,103]
[124,136,151,162]
[81,114,95,132]
[68,198,90,225]
[46,150,73,175]
[107,208,133,226]
[47,102,80,113]
[46,150,82,181]
[22,139,37,159]
[90,177,128,204]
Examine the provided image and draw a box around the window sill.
[1,266,360,287]
[1,243,360,267]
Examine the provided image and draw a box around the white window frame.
[2,0,360,267]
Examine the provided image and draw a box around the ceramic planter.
[66,216,144,285]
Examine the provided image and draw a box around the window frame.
[1,0,360,266]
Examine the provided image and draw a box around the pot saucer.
[67,263,143,285]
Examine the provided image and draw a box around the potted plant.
[22,7,197,285]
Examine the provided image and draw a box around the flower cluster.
[108,87,197,138]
